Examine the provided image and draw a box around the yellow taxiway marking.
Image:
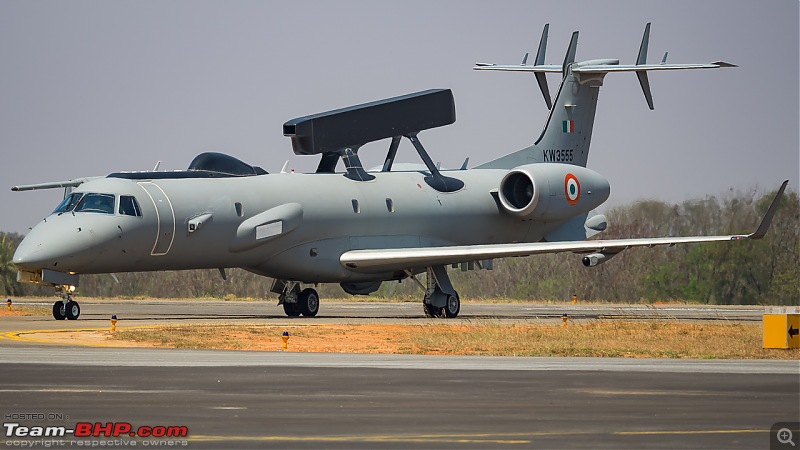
[190,428,768,444]
[615,429,768,435]
[189,432,537,444]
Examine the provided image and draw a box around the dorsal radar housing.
[282,89,464,192]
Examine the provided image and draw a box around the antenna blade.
[637,22,651,65]
[521,52,528,65]
[562,31,579,74]
[661,51,668,64]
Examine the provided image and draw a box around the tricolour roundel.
[564,173,580,205]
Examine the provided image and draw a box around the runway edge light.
[763,306,800,349]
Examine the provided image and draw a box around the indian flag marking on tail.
[564,173,580,205]
[562,120,574,133]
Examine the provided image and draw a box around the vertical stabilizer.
[476,30,602,169]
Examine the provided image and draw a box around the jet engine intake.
[497,164,610,220]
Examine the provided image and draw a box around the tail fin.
[474,24,735,170]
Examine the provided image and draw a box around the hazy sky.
[1,0,797,234]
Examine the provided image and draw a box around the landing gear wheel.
[53,301,67,320]
[65,301,80,320]
[298,288,319,317]
[282,299,301,317]
[444,294,460,319]
[424,303,443,318]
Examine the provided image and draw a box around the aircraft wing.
[341,181,787,273]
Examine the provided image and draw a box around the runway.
[1,297,765,328]
[1,299,797,449]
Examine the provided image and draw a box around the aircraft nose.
[12,238,43,272]
[12,223,68,271]
[12,216,114,272]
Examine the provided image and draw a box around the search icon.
[778,428,795,447]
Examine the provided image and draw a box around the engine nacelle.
[498,164,610,220]
[582,252,617,267]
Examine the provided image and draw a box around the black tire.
[65,301,80,320]
[283,300,301,317]
[444,294,460,319]
[299,288,319,317]
[424,303,443,318]
[52,301,66,320]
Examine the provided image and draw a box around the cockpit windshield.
[74,193,116,214]
[53,192,142,217]
[53,192,85,214]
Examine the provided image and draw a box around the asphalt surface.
[1,299,797,449]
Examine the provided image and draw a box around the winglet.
[636,23,655,110]
[562,31,579,75]
[747,180,789,239]
[535,24,552,109]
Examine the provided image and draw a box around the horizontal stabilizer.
[473,64,562,73]
[475,23,736,111]
[571,62,736,73]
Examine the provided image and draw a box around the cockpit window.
[53,193,84,214]
[74,193,116,214]
[119,195,142,217]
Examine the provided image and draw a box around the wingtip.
[748,180,789,239]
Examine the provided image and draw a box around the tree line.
[1,187,797,305]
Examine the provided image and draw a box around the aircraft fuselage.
[13,165,610,283]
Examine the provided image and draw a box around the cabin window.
[74,193,115,215]
[235,202,244,217]
[118,195,142,217]
[386,198,395,213]
[53,192,84,213]
[351,199,360,214]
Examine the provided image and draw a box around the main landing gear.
[411,266,460,319]
[277,282,319,317]
[52,285,80,320]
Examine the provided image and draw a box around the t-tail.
[474,23,736,169]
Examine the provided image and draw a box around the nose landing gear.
[52,285,80,320]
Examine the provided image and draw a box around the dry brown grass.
[111,321,800,359]
[0,304,50,317]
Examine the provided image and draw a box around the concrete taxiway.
[1,300,796,449]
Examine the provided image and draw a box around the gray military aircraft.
[11,24,788,320]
